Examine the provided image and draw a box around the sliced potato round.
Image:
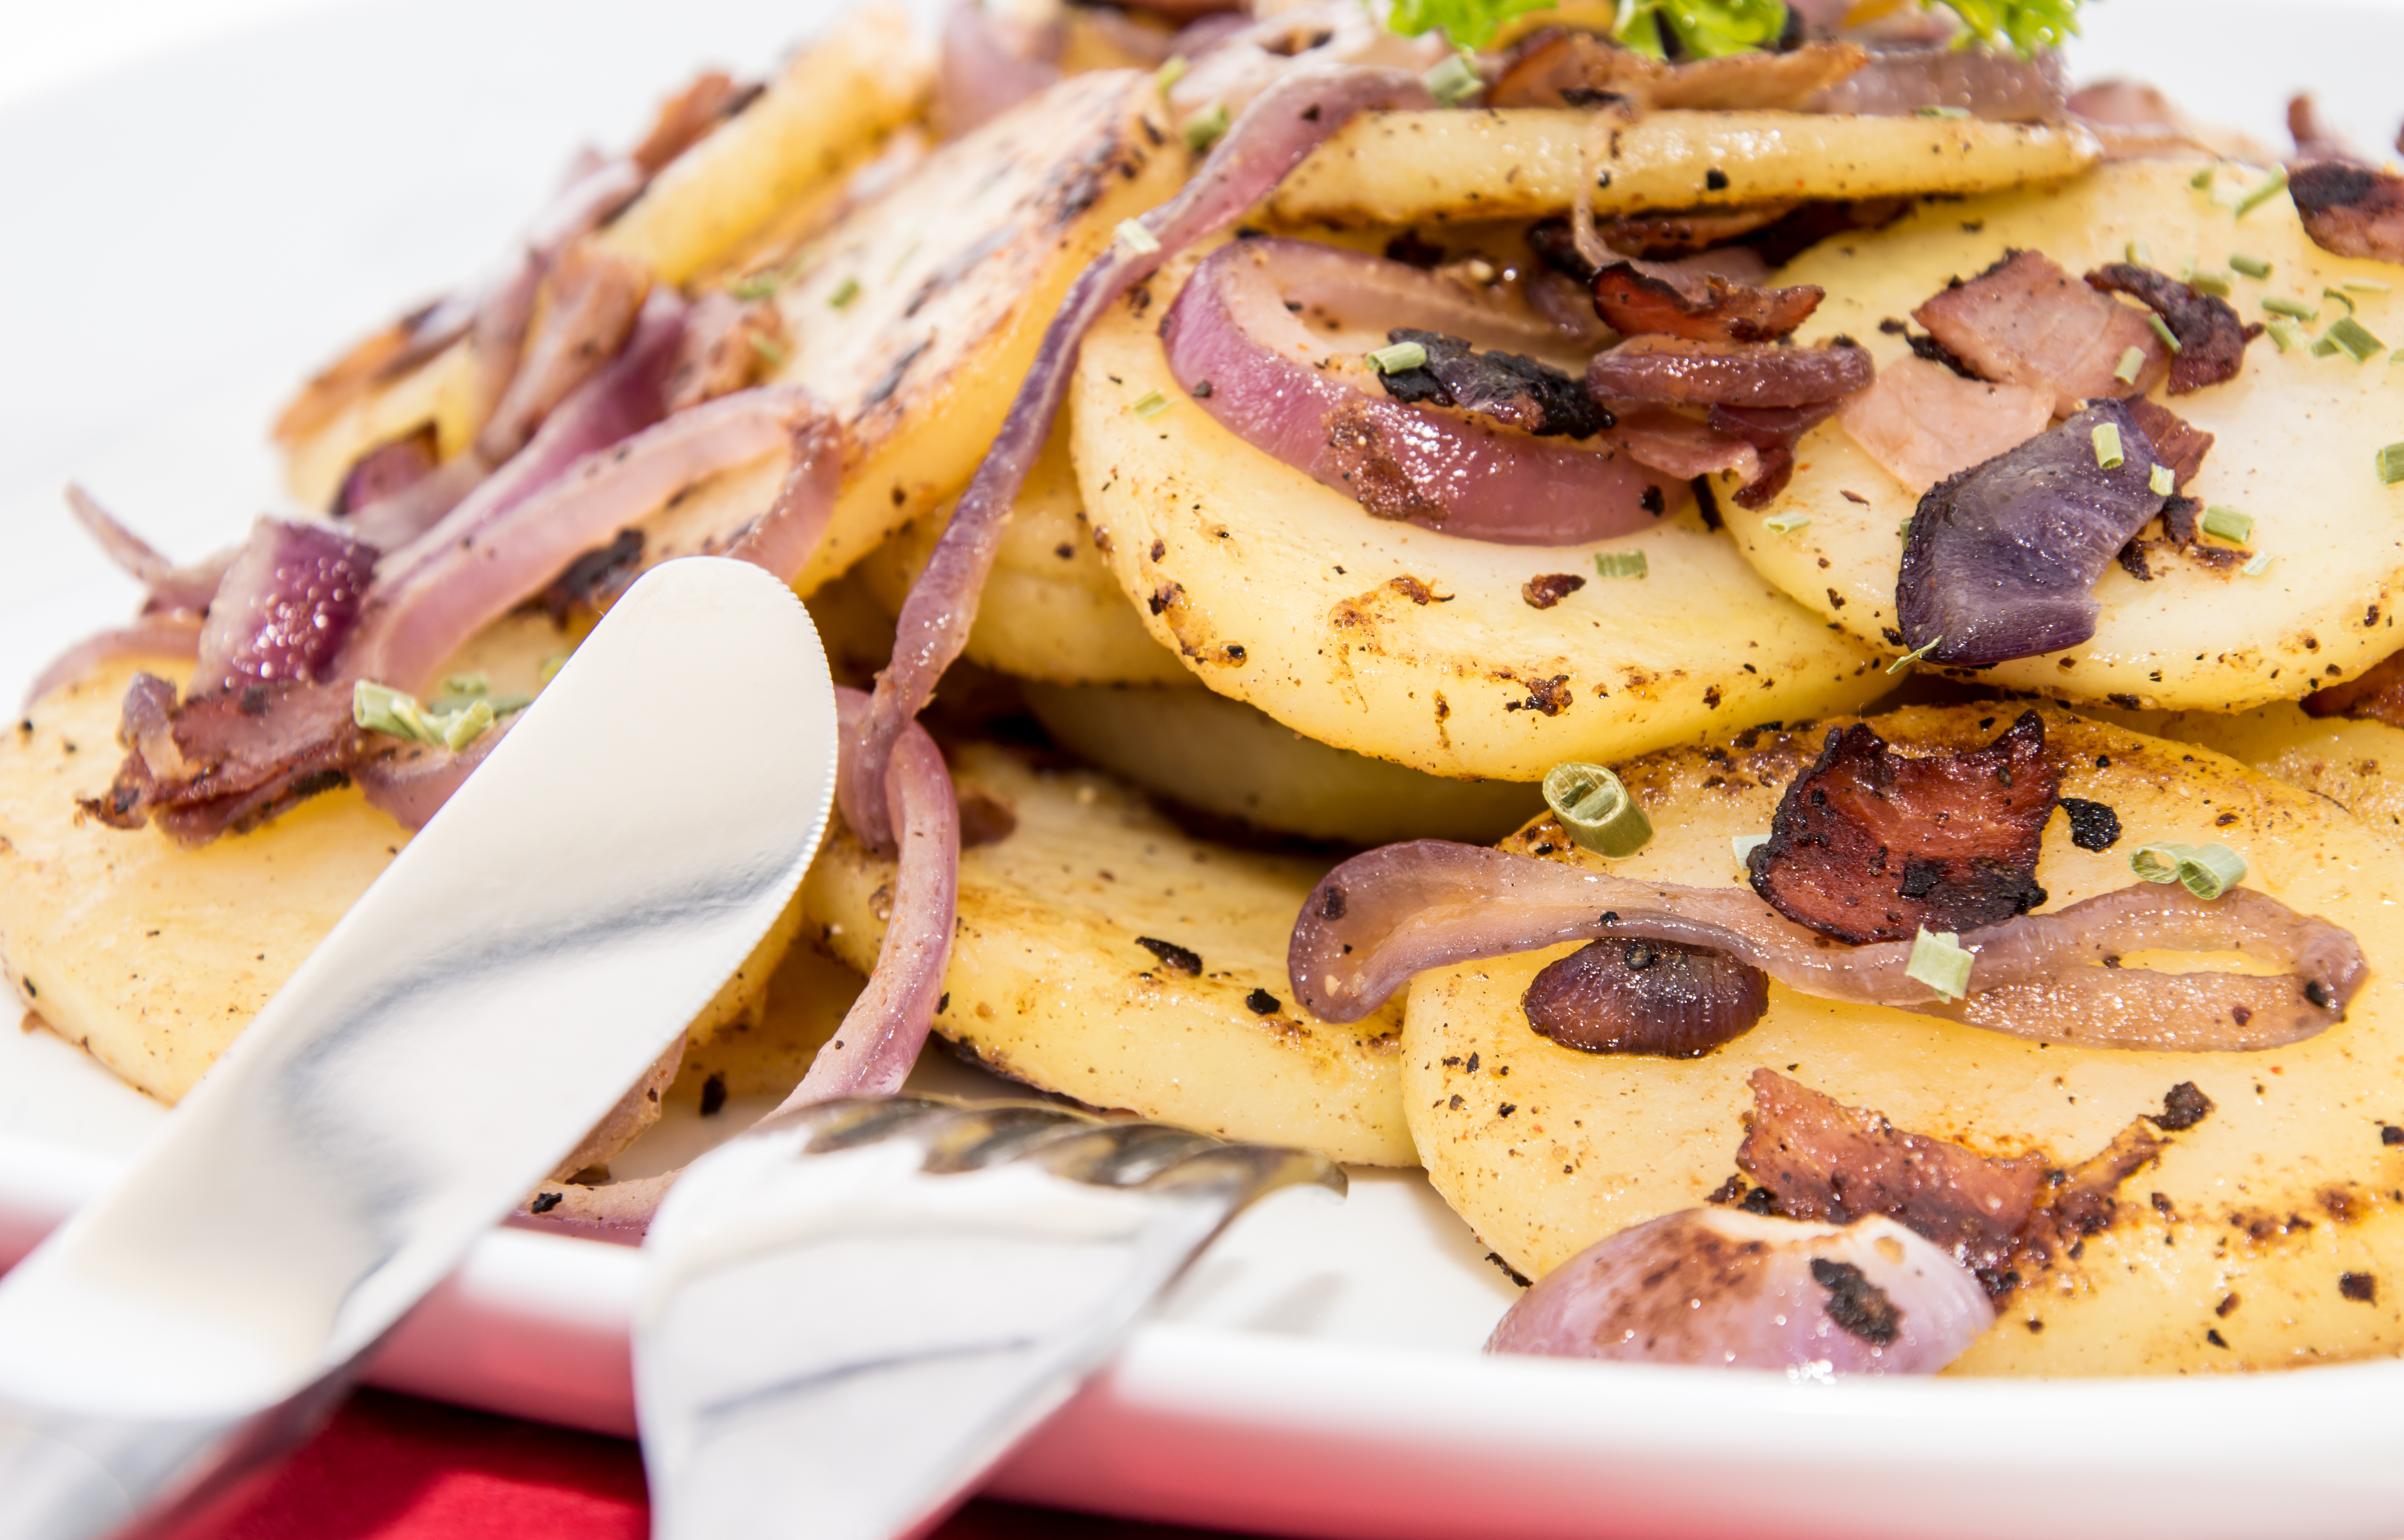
[1723,158,2404,710]
[857,422,1195,687]
[1023,680,1542,844]
[1265,109,2099,229]
[1069,257,1891,782]
[2084,701,2404,854]
[1405,705,2404,1375]
[801,741,1413,1164]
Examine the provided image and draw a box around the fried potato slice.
[0,634,800,1110]
[2084,701,2404,855]
[1069,257,1890,782]
[1023,680,1544,844]
[802,742,1414,1164]
[1264,109,2100,228]
[1722,158,2404,709]
[856,420,1195,687]
[1403,705,2404,1375]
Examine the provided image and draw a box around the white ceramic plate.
[8,4,2404,1535]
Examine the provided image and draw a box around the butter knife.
[0,556,837,1540]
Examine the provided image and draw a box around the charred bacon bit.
[84,676,370,845]
[1590,258,1824,345]
[1739,1069,2043,1277]
[1487,27,1865,113]
[1523,938,1770,1058]
[2121,397,2214,489]
[629,70,759,176]
[2303,646,2404,729]
[1747,711,2058,946]
[1738,198,1915,268]
[192,519,380,694]
[1586,334,1873,411]
[1913,249,2167,414]
[1376,330,1607,439]
[1521,572,1586,609]
[2289,161,2404,265]
[1896,399,2170,667]
[332,425,440,517]
[2084,264,2260,395]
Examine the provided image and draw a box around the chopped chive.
[2377,442,2404,485]
[1116,219,1161,255]
[2263,294,2320,322]
[746,332,788,370]
[2092,422,2125,469]
[1762,511,1810,535]
[728,272,781,300]
[2131,841,2247,900]
[1916,105,1971,118]
[1182,101,1230,153]
[441,672,490,699]
[2313,334,2343,358]
[2113,346,2146,384]
[1423,51,1483,108]
[2233,165,2290,220]
[1888,635,1943,674]
[1367,340,1429,373]
[2149,463,2174,495]
[2189,164,2217,190]
[2241,551,2277,576]
[1732,833,1771,874]
[538,652,571,686]
[439,698,496,753]
[2201,503,2254,543]
[2125,237,2151,264]
[2326,315,2385,361]
[2344,278,2392,294]
[2190,269,2232,298]
[827,276,860,310]
[2267,319,2308,352]
[1154,54,1188,91]
[2229,252,2271,278]
[1594,550,1649,579]
[1898,517,1913,542]
[1905,927,1975,1002]
[2324,287,2358,316]
[1542,762,1653,858]
[2147,313,2183,353]
[1132,389,1171,419]
[353,681,434,742]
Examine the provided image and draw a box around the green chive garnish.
[1762,511,1810,535]
[2233,165,2290,220]
[2229,252,2271,278]
[728,272,780,301]
[2326,315,2384,362]
[828,276,860,310]
[2114,346,2146,384]
[2264,294,2320,321]
[2377,442,2404,485]
[746,332,788,370]
[2131,841,2248,900]
[1423,51,1483,108]
[1594,550,1649,579]
[1368,340,1429,374]
[1542,762,1653,858]
[2125,238,2152,264]
[1888,635,1943,674]
[2149,463,2174,495]
[2092,423,2125,469]
[1906,927,1975,1002]
[353,681,434,742]
[2241,551,2278,576]
[2325,287,2358,316]
[440,698,496,752]
[2314,334,2344,358]
[1916,105,1971,119]
[538,652,571,686]
[1155,55,1188,91]
[2147,313,2183,353]
[2267,320,2307,352]
[2190,164,2217,190]
[1898,517,1913,542]
[1132,390,1171,419]
[2201,504,2254,543]
[1182,101,1230,153]
[441,672,490,699]
[1116,219,1161,255]
[2344,279,2392,294]
[2190,269,2232,298]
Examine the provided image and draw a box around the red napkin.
[170,1389,1251,1540]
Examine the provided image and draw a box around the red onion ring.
[845,64,1438,850]
[65,485,230,618]
[21,615,203,711]
[1288,840,2365,1052]
[1161,238,1680,543]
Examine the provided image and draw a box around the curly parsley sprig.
[1385,0,2081,59]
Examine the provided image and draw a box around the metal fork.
[633,1097,1341,1540]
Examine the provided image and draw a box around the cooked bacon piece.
[1376,329,1607,438]
[332,425,439,516]
[629,70,759,176]
[1706,400,1843,508]
[2304,647,2404,729]
[1586,334,1873,410]
[2289,161,2404,264]
[1609,407,1760,483]
[1912,248,2168,414]
[2084,263,2259,395]
[2119,397,2213,490]
[1746,711,2058,945]
[663,292,788,414]
[1738,1069,2044,1276]
[1488,28,1865,112]
[1590,258,1824,344]
[1586,206,1801,263]
[1837,355,2052,493]
[84,675,371,845]
[2287,92,2364,166]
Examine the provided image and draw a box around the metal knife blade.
[0,556,838,1540]
[635,1097,1343,1540]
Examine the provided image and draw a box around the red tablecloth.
[170,1389,1250,1540]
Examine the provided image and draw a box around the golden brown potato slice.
[2084,701,2404,855]
[802,742,1413,1164]
[1264,109,2099,228]
[1722,159,2404,711]
[1404,705,2404,1375]
[1069,255,1891,783]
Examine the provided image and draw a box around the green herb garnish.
[2264,294,2320,322]
[1182,101,1230,153]
[2229,252,2271,278]
[2200,504,2254,543]
[2378,442,2404,486]
[2147,313,2183,353]
[1132,390,1171,419]
[1542,762,1653,858]
[2233,165,2290,221]
[1888,635,1943,673]
[2326,315,2384,362]
[2131,841,2247,900]
[1594,549,1649,579]
[1369,340,1431,374]
[2241,551,2278,576]
[1906,927,1974,1002]
[1762,511,1810,535]
[2113,346,2146,384]
[1116,219,1161,256]
[1424,50,1485,107]
[2148,463,2174,496]
[2092,422,2125,469]
[827,276,860,310]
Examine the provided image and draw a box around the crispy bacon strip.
[2304,647,2404,729]
[1913,248,2167,414]
[1590,257,1824,344]
[1746,712,2058,945]
[2289,161,2404,265]
[2084,263,2259,395]
[1585,334,1873,410]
